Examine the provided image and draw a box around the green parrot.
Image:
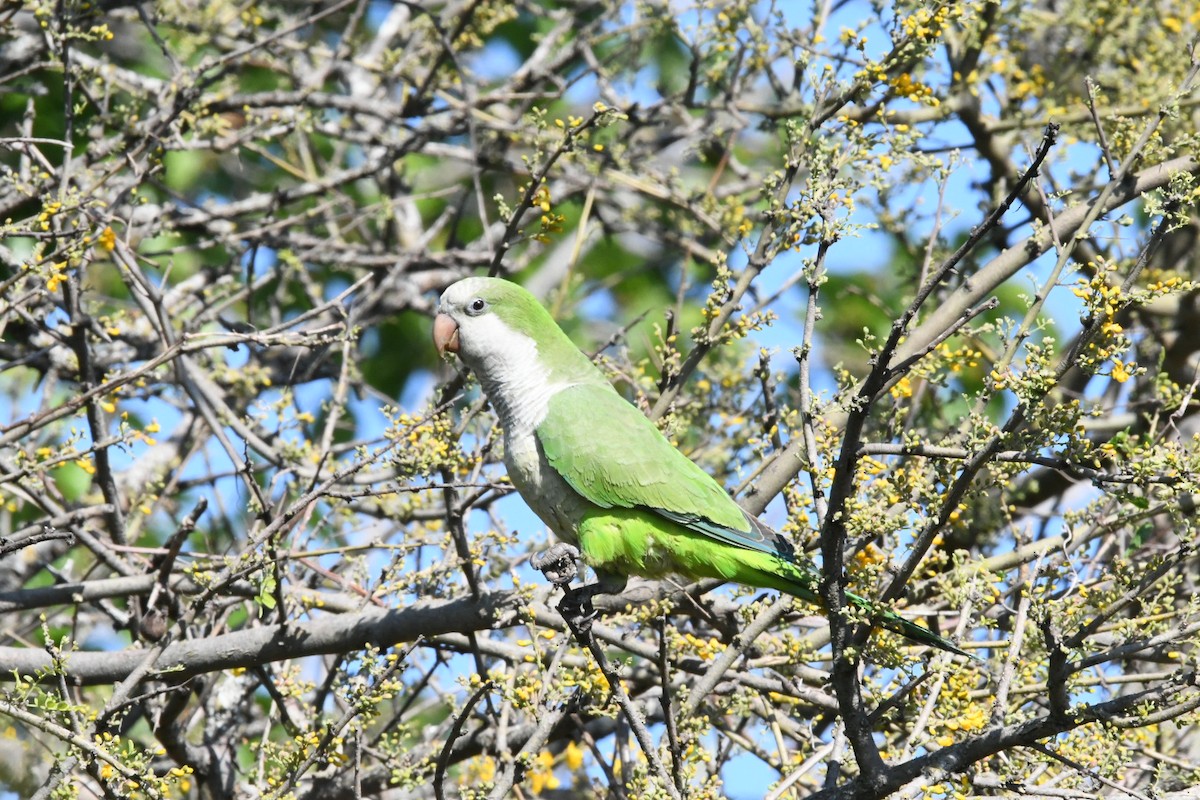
[434,276,972,658]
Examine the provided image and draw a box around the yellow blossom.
[462,755,496,784]
[565,741,584,770]
[529,750,560,794]
[45,262,68,293]
[854,544,884,569]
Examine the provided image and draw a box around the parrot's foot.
[531,542,581,586]
[532,544,605,632]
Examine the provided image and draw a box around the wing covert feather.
[537,384,793,559]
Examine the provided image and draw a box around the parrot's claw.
[532,544,598,632]
[531,542,581,586]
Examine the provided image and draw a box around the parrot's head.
[434,277,553,374]
[434,276,610,413]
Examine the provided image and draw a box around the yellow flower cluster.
[504,669,547,709]
[901,5,959,41]
[273,666,316,700]
[1071,273,1123,316]
[926,670,988,747]
[938,342,983,372]
[560,659,611,698]
[890,73,939,105]
[45,261,68,293]
[1146,274,1185,293]
[91,730,195,796]
[463,754,496,784]
[529,750,559,794]
[852,543,885,572]
[1069,271,1143,382]
[36,200,62,231]
[530,184,564,244]
[386,410,467,477]
[883,372,912,400]
[680,631,726,661]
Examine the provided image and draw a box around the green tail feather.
[774,563,978,660]
[862,598,979,661]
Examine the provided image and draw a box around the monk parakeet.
[434,276,970,658]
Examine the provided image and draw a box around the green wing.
[537,383,792,559]
[539,386,977,660]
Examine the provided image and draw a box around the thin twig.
[435,678,495,800]
[563,612,682,800]
[657,615,684,793]
[0,526,74,558]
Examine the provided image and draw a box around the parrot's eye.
[467,298,488,315]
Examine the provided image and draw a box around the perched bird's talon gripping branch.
[530,542,582,586]
[435,277,973,660]
[530,543,603,631]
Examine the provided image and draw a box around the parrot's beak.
[433,313,460,355]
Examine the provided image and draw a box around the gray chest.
[502,425,588,544]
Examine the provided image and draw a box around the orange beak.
[433,313,460,355]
